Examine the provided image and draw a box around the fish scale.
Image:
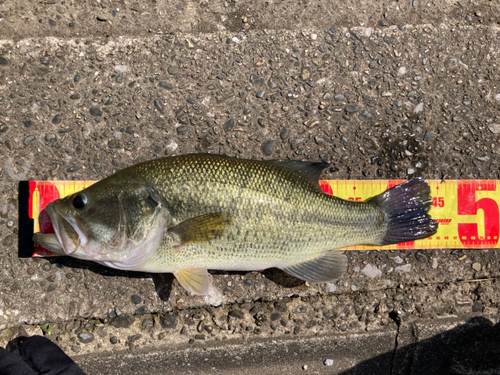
[32,154,436,295]
[122,155,382,272]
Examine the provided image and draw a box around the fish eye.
[72,194,88,209]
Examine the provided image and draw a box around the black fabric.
[0,347,37,375]
[0,336,85,375]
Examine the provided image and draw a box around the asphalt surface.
[1,0,500,373]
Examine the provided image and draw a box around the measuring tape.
[28,179,500,252]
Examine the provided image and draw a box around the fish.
[33,153,438,295]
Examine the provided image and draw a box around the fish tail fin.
[369,178,438,245]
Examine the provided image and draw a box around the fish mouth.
[33,202,86,256]
[33,196,169,269]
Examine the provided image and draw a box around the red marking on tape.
[320,181,333,195]
[386,180,405,190]
[397,241,415,249]
[28,181,37,218]
[436,219,452,225]
[457,180,499,248]
[38,182,61,211]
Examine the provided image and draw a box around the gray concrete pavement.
[75,315,500,374]
[1,0,500,373]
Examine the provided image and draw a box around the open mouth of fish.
[32,203,85,257]
[33,199,168,270]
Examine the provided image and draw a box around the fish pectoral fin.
[282,251,347,283]
[169,213,233,245]
[174,268,212,295]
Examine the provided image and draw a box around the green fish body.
[33,154,437,295]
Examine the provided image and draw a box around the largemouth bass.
[33,154,437,295]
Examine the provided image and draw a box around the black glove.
[0,335,85,375]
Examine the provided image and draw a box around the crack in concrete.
[388,311,401,375]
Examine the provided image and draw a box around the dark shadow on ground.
[262,268,305,288]
[340,316,500,375]
[40,256,177,302]
[27,256,304,302]
[18,181,34,258]
[211,268,305,289]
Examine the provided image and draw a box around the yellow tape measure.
[29,180,96,236]
[29,179,500,251]
[319,179,499,250]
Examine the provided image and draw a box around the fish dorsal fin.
[174,268,211,295]
[169,213,233,245]
[267,160,329,184]
[282,251,347,283]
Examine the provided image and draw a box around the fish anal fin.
[174,268,212,295]
[169,213,233,245]
[282,251,347,283]
[266,160,329,184]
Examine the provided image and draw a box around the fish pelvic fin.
[282,251,347,283]
[169,213,233,245]
[174,268,212,295]
[369,178,438,245]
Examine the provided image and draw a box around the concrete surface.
[75,316,500,375]
[0,0,499,373]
